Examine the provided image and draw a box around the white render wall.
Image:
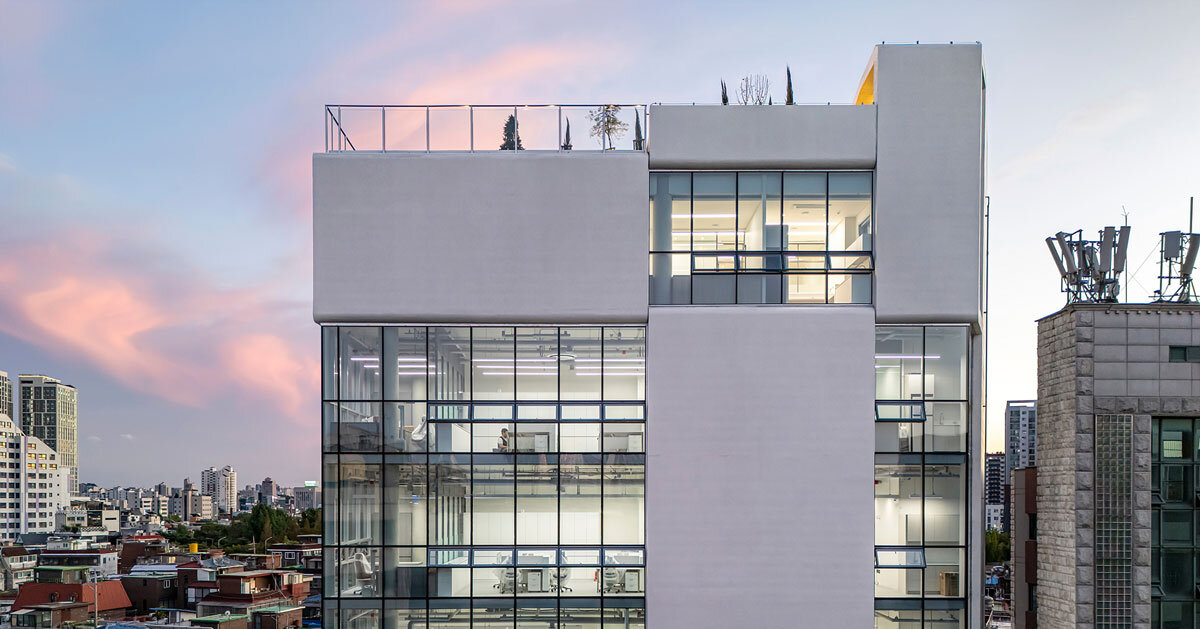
[646,104,876,170]
[313,151,649,324]
[873,44,985,327]
[645,306,875,629]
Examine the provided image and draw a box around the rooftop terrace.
[325,103,649,153]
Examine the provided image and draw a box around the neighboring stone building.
[1034,303,1200,628]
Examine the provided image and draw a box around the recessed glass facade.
[649,171,873,305]
[323,325,646,629]
[874,325,970,628]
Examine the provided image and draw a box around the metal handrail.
[324,104,649,153]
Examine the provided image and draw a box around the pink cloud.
[221,333,320,422]
[0,227,316,425]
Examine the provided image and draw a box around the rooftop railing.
[325,104,648,153]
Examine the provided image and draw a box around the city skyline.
[2,2,1199,486]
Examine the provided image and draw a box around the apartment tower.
[0,371,12,420]
[315,44,986,628]
[201,465,239,514]
[18,375,78,494]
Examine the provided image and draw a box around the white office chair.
[493,567,516,594]
[550,568,572,593]
[603,568,622,593]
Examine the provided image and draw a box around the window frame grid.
[873,324,972,621]
[322,324,647,628]
[649,170,874,306]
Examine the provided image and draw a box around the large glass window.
[875,325,971,618]
[650,170,872,305]
[323,325,645,624]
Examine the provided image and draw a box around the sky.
[1,1,1198,487]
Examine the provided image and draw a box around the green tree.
[785,66,794,105]
[298,508,322,536]
[561,119,572,150]
[164,524,193,546]
[720,79,729,105]
[166,514,182,523]
[632,112,644,150]
[500,114,523,150]
[588,105,627,150]
[985,528,1011,563]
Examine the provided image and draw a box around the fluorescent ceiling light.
[874,354,941,360]
[349,357,379,362]
[473,358,556,363]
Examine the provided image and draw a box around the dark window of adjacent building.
[1029,514,1037,540]
[1168,346,1200,362]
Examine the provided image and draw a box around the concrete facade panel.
[313,152,650,323]
[646,104,876,170]
[873,45,985,326]
[646,306,874,629]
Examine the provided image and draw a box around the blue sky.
[1,1,1198,487]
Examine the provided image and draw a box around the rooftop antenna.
[1045,226,1130,304]
[1156,198,1199,303]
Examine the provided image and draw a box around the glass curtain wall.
[324,325,647,629]
[650,170,873,305]
[1150,417,1200,628]
[874,325,970,628]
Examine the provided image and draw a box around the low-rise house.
[228,553,280,571]
[11,571,132,621]
[1,547,37,591]
[176,555,244,610]
[190,613,250,629]
[120,572,179,616]
[8,600,91,627]
[194,570,309,618]
[38,547,118,577]
[266,543,320,571]
[119,534,169,573]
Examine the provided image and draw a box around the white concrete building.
[0,413,69,540]
[315,43,985,629]
[200,465,238,514]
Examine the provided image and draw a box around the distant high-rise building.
[170,477,215,522]
[0,413,69,540]
[0,371,12,420]
[200,465,238,514]
[155,482,170,496]
[259,477,276,504]
[18,375,78,494]
[293,484,321,512]
[984,453,1007,531]
[1006,400,1037,476]
[985,453,1006,506]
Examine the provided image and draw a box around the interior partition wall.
[323,325,647,629]
[873,325,971,629]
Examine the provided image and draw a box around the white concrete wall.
[646,305,875,629]
[313,151,649,323]
[873,44,985,327]
[647,104,876,170]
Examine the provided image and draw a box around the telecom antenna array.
[1045,226,1131,304]
[1155,198,1200,303]
[1155,231,1200,302]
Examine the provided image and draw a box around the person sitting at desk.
[496,428,511,452]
